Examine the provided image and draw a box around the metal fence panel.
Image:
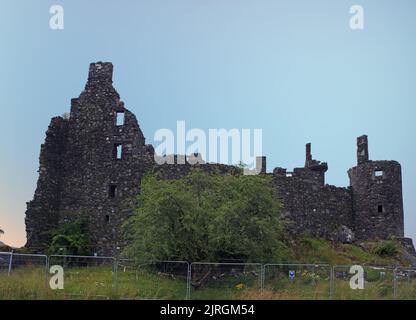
[48,255,116,299]
[331,265,395,300]
[394,268,416,300]
[0,252,11,275]
[263,263,331,299]
[190,262,262,300]
[2,251,415,301]
[115,259,189,300]
[0,252,48,299]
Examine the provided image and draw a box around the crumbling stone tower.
[348,135,404,240]
[25,62,155,254]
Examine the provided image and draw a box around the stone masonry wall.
[25,62,407,255]
[272,173,354,240]
[25,117,69,249]
[349,158,404,240]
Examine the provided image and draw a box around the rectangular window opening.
[116,112,125,126]
[377,205,383,213]
[105,215,110,223]
[113,144,122,159]
[109,185,116,198]
[375,170,384,177]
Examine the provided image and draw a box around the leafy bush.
[373,241,398,257]
[123,170,284,263]
[48,218,92,256]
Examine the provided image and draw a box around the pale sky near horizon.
[0,0,415,247]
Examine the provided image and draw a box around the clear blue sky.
[0,0,415,247]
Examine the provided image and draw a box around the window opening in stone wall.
[113,144,122,159]
[105,215,110,223]
[378,205,383,213]
[116,112,125,126]
[375,170,384,177]
[109,185,116,198]
[286,173,293,177]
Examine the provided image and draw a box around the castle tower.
[348,135,404,240]
[25,62,155,254]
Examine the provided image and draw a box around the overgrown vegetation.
[3,169,412,300]
[1,238,414,300]
[123,170,285,263]
[373,240,398,257]
[48,218,92,256]
[276,237,409,266]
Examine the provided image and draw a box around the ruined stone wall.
[348,135,404,240]
[59,63,155,254]
[272,171,354,241]
[25,117,69,249]
[26,62,155,254]
[349,159,404,240]
[25,62,407,255]
[155,161,238,179]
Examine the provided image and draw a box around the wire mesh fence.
[394,268,416,300]
[0,252,48,299]
[115,259,189,300]
[263,264,331,299]
[48,255,116,299]
[189,262,262,300]
[1,251,416,300]
[331,265,395,300]
[0,252,11,274]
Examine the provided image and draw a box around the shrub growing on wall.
[123,170,284,262]
[373,240,398,257]
[48,218,92,256]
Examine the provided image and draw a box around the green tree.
[124,170,284,262]
[48,218,91,256]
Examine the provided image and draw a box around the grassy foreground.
[1,239,415,300]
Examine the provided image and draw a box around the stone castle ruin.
[25,62,411,255]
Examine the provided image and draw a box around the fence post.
[7,250,13,276]
[329,266,334,300]
[112,258,118,291]
[261,265,265,290]
[393,267,397,299]
[45,255,49,289]
[186,263,191,300]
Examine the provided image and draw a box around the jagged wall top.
[24,62,407,254]
[87,62,113,85]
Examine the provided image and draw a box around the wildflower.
[235,283,245,290]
